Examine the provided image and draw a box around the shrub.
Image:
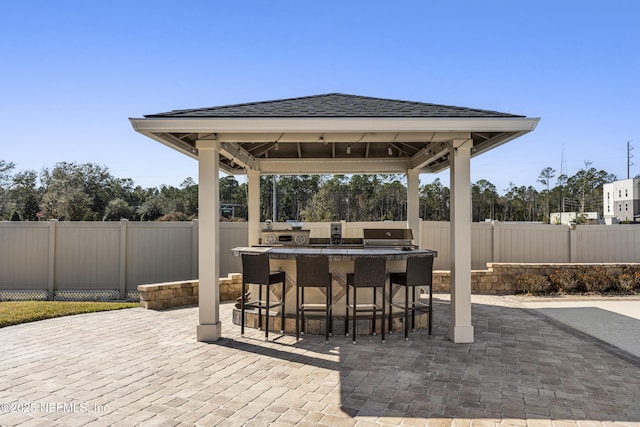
[516,266,639,296]
[574,266,616,293]
[617,273,636,292]
[516,273,550,295]
[548,269,578,293]
[616,266,640,292]
[157,212,189,221]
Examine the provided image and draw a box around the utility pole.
[560,145,567,212]
[272,175,277,222]
[628,141,634,179]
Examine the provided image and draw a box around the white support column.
[247,169,261,247]
[407,169,420,247]
[196,141,222,342]
[448,139,475,343]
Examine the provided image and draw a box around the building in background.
[550,212,599,226]
[603,178,640,223]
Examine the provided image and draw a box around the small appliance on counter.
[330,222,342,245]
[261,221,310,246]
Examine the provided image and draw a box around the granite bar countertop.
[232,246,437,261]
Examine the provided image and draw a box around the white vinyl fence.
[1,220,639,300]
[0,220,246,301]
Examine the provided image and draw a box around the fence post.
[192,219,199,279]
[119,219,128,299]
[47,219,57,300]
[492,221,499,263]
[569,227,578,262]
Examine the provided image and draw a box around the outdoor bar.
[232,225,438,336]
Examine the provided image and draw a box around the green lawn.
[0,301,139,328]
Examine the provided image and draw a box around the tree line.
[0,159,619,223]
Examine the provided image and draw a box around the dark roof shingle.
[145,93,524,118]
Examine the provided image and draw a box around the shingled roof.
[145,93,524,119]
[132,93,538,175]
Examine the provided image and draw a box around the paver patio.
[0,294,638,426]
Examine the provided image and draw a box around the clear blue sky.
[1,1,638,193]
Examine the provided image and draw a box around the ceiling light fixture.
[388,146,393,156]
[229,158,235,167]
[346,145,351,155]
[274,141,279,151]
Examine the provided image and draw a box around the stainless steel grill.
[363,228,415,249]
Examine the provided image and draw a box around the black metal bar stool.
[345,256,387,344]
[295,254,333,342]
[240,253,286,341]
[388,255,434,340]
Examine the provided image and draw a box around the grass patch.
[0,301,139,328]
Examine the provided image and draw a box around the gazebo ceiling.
[130,93,539,175]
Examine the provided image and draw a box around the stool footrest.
[244,300,284,310]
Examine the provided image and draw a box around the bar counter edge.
[231,246,437,261]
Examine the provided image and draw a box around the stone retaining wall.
[432,269,505,293]
[138,273,242,309]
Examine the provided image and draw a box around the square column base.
[197,322,222,342]
[448,325,474,343]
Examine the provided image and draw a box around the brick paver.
[1,295,639,426]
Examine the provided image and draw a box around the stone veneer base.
[231,308,430,336]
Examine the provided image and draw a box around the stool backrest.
[405,255,434,287]
[296,255,330,287]
[352,256,387,288]
[242,253,270,285]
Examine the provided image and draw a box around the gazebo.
[130,93,539,343]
